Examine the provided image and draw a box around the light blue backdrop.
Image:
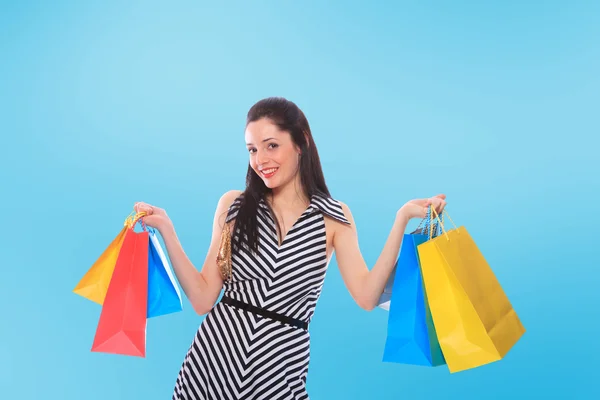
[1,1,598,399]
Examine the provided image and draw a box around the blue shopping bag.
[376,214,441,311]
[147,228,183,318]
[381,218,445,367]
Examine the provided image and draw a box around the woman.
[134,97,446,400]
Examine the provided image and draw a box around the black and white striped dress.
[172,193,350,400]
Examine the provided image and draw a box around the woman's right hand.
[133,202,172,232]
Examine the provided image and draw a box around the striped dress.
[172,193,350,400]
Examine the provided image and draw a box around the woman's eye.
[248,148,256,154]
[268,143,278,149]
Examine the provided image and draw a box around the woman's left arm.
[333,196,445,311]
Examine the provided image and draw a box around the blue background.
[1,0,598,398]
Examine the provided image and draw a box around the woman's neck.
[269,177,309,209]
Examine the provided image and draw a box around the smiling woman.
[246,121,291,178]
[133,97,446,400]
[240,99,332,251]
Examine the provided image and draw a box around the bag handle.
[429,206,458,240]
[124,211,148,231]
[216,222,233,281]
[414,208,442,237]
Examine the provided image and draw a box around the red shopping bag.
[91,215,149,357]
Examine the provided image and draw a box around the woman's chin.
[262,176,284,189]
[263,180,278,189]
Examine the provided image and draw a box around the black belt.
[220,295,309,331]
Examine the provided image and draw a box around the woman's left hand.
[397,194,447,221]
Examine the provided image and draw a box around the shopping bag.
[147,228,183,318]
[376,217,440,311]
[381,216,445,366]
[91,215,149,357]
[73,226,127,305]
[417,208,525,373]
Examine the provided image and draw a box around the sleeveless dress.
[172,193,350,400]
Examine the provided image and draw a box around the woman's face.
[245,118,301,190]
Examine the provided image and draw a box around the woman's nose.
[256,149,269,165]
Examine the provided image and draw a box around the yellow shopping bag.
[417,208,525,373]
[73,212,142,305]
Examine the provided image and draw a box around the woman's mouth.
[261,167,278,178]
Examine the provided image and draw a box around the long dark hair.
[232,97,331,254]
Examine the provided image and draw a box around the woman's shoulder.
[214,190,244,222]
[311,193,354,227]
[216,189,244,223]
[334,200,355,227]
[219,189,244,205]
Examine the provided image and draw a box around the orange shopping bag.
[73,224,128,305]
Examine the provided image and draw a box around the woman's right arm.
[139,189,242,315]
